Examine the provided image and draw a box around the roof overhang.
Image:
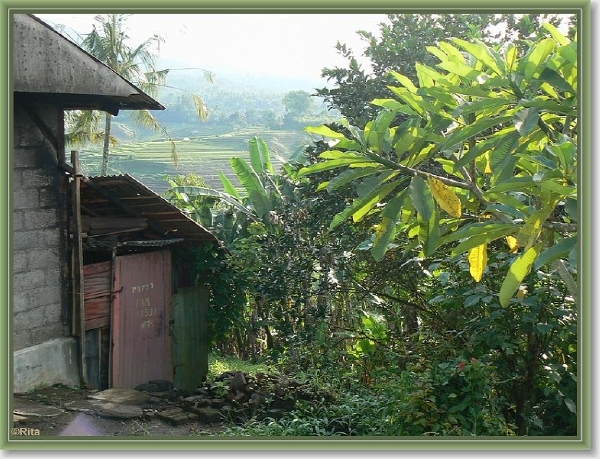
[77,174,221,248]
[13,14,164,115]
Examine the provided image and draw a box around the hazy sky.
[36,13,388,87]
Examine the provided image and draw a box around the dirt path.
[13,385,228,438]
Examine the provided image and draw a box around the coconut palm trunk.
[101,113,112,175]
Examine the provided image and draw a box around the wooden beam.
[71,150,88,386]
[72,216,149,236]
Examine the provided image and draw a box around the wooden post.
[71,150,88,386]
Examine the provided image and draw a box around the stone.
[210,398,227,409]
[193,407,222,424]
[89,388,151,405]
[156,407,198,426]
[229,372,247,392]
[149,380,172,392]
[135,383,159,392]
[64,399,143,420]
[232,392,248,404]
[249,393,266,409]
[13,397,64,419]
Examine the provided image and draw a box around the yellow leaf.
[484,151,493,174]
[468,243,487,282]
[427,177,462,218]
[506,235,519,253]
[516,204,556,250]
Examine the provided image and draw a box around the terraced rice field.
[78,127,312,195]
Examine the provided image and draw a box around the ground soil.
[13,385,229,438]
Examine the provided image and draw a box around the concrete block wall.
[13,103,66,352]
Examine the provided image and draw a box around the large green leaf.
[409,176,439,256]
[438,115,513,152]
[513,107,540,137]
[542,22,570,47]
[537,67,576,95]
[454,130,517,170]
[436,61,480,80]
[437,41,468,64]
[371,190,407,261]
[451,38,503,76]
[409,176,434,222]
[330,179,403,230]
[297,157,368,176]
[389,70,418,93]
[534,236,577,270]
[249,136,274,174]
[484,175,536,194]
[365,109,396,152]
[452,96,512,119]
[415,63,445,87]
[439,222,517,246]
[305,125,348,140]
[500,244,542,307]
[516,204,556,250]
[325,167,382,193]
[519,38,556,83]
[387,87,426,117]
[489,132,521,185]
[230,157,272,218]
[219,171,242,199]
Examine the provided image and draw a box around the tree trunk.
[101,113,112,175]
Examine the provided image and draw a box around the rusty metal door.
[112,250,172,388]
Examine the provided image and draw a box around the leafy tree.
[317,13,573,129]
[282,90,314,127]
[300,24,578,434]
[62,14,211,173]
[301,23,577,305]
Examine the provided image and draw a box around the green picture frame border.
[0,0,592,452]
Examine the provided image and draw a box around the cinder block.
[12,149,38,168]
[13,228,59,251]
[22,209,57,231]
[13,309,41,338]
[13,117,47,148]
[21,169,54,188]
[13,252,28,273]
[28,323,63,348]
[12,329,32,352]
[38,187,58,208]
[12,188,40,210]
[27,248,59,270]
[25,285,62,310]
[14,268,51,292]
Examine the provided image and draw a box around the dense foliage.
[165,16,578,437]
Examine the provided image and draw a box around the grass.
[207,352,273,381]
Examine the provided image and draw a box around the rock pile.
[139,371,333,426]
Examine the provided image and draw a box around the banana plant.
[299,24,578,306]
[168,136,286,247]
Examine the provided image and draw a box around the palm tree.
[67,14,211,174]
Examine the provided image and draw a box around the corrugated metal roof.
[13,14,164,115]
[79,174,220,246]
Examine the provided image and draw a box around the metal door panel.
[112,250,172,388]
